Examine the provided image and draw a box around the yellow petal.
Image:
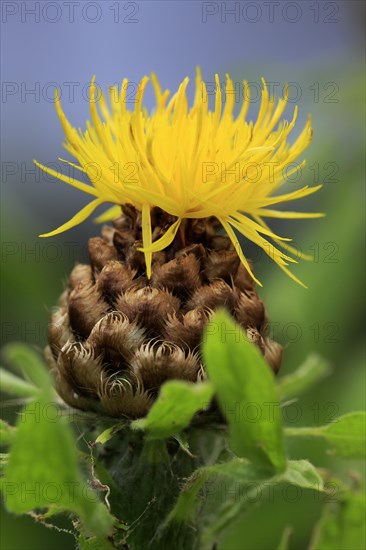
[138,218,182,254]
[141,203,153,278]
[219,219,262,286]
[33,160,98,196]
[255,209,325,219]
[38,69,322,286]
[39,198,105,237]
[252,215,314,261]
[94,205,122,223]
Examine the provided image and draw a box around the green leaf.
[0,419,17,446]
[320,412,366,458]
[0,368,39,398]
[203,310,286,473]
[277,354,331,401]
[202,459,323,544]
[165,458,271,525]
[164,456,324,548]
[279,460,324,492]
[285,412,366,459]
[95,424,124,445]
[311,491,366,550]
[78,534,116,550]
[1,343,51,389]
[1,386,114,538]
[173,433,195,457]
[132,380,214,439]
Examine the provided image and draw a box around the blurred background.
[1,1,365,548]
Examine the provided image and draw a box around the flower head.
[34,69,323,285]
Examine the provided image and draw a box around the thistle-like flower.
[37,70,322,418]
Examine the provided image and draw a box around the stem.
[94,426,228,549]
[284,427,324,437]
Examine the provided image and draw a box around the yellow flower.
[34,69,323,286]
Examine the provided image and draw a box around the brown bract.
[45,205,282,419]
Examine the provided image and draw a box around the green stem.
[284,427,324,437]
[94,426,227,549]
